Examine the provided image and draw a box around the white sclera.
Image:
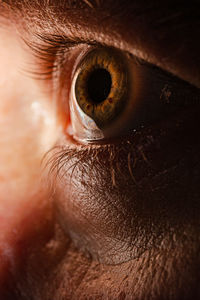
[69,70,105,143]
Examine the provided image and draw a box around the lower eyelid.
[38,38,200,265]
[45,102,200,264]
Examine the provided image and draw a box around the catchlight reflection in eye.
[69,47,131,143]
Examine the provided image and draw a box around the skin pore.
[0,0,200,299]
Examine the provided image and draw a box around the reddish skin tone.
[0,1,200,299]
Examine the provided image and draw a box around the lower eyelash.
[44,144,113,183]
[42,135,154,193]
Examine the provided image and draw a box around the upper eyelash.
[23,31,200,114]
[24,34,79,80]
[24,33,100,81]
[25,32,190,88]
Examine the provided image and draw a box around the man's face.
[0,1,200,299]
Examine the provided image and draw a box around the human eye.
[31,34,200,143]
[29,32,200,265]
[0,1,200,299]
[69,46,200,143]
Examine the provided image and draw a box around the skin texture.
[0,0,200,299]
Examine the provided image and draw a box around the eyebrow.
[2,0,200,48]
[2,0,100,9]
[1,0,200,88]
[2,0,200,24]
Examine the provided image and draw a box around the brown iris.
[74,48,129,128]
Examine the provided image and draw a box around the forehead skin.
[0,1,200,300]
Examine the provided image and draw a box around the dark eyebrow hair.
[2,0,200,57]
[1,0,200,88]
[1,0,103,16]
[2,0,200,25]
[1,0,199,54]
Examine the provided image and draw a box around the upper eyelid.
[24,34,99,80]
[26,32,194,91]
[4,0,200,88]
[27,33,152,74]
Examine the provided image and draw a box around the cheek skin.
[11,217,199,300]
[0,27,58,296]
[53,105,200,266]
[50,105,200,298]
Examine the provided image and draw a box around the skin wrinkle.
[43,238,199,300]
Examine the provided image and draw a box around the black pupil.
[87,68,112,104]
